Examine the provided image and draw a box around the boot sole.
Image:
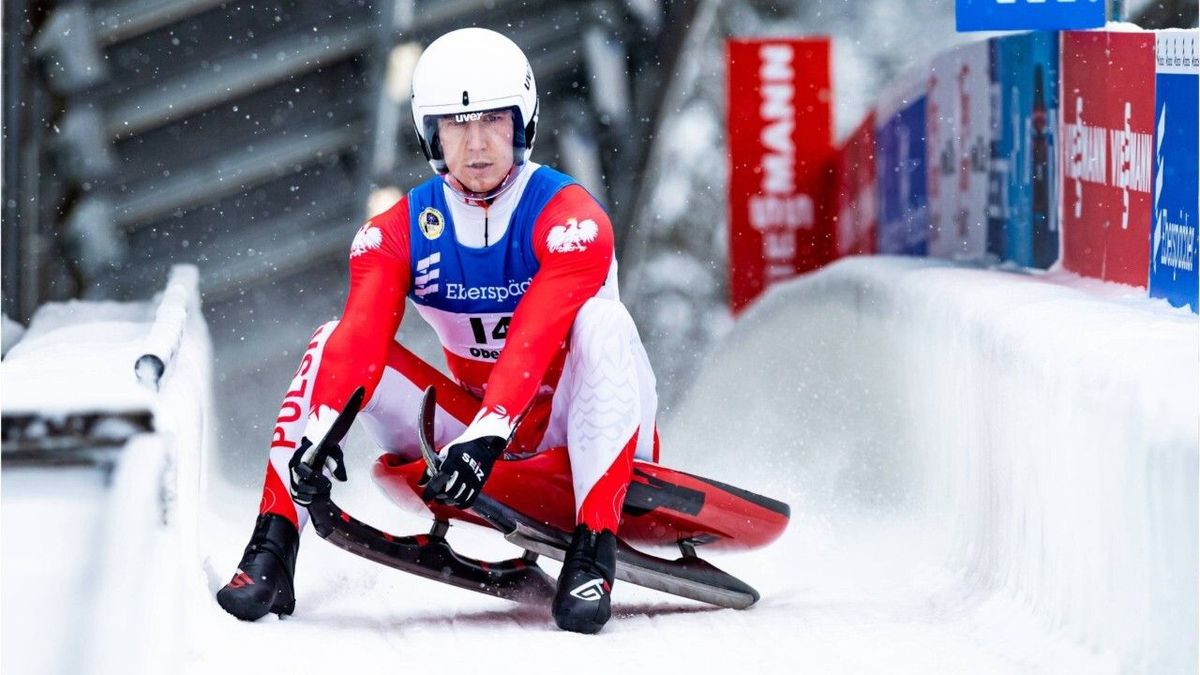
[554,615,607,634]
[216,586,295,621]
[552,595,610,634]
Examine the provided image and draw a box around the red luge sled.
[296,386,790,610]
[373,447,790,551]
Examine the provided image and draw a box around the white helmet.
[411,28,539,175]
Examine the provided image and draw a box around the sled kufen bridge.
[296,387,787,611]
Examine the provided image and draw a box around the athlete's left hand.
[422,435,506,508]
[288,436,348,506]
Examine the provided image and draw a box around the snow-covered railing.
[1,313,24,358]
[1,264,205,456]
[0,264,212,675]
[136,264,200,390]
[107,264,213,675]
[669,257,1198,672]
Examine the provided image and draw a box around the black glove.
[288,436,348,506]
[421,435,506,509]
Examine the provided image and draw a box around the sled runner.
[297,386,789,610]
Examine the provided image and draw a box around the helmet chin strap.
[444,164,523,206]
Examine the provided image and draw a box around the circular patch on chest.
[419,207,445,240]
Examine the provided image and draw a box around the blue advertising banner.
[1149,31,1199,313]
[988,31,1059,268]
[957,0,1103,32]
[877,91,929,255]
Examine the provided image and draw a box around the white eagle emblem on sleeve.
[546,217,599,253]
[350,223,383,258]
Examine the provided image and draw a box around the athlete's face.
[437,108,515,193]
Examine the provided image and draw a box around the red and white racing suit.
[256,162,658,535]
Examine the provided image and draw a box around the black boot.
[216,513,299,621]
[552,525,617,634]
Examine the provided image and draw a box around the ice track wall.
[666,257,1198,672]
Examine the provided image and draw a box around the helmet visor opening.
[422,106,529,164]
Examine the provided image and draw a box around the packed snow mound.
[1,300,157,415]
[1,313,24,358]
[665,255,1198,673]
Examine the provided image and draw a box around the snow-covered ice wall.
[666,256,1198,672]
[1,265,213,675]
[92,266,215,675]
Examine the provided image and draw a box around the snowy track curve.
[192,257,1197,674]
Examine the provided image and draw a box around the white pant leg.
[359,366,468,460]
[541,298,659,520]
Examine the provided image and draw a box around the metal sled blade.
[306,493,556,605]
[479,493,760,610]
[612,542,760,610]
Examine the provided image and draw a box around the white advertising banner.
[928,41,991,260]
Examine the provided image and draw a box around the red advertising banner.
[1061,31,1157,286]
[727,38,834,313]
[835,112,877,256]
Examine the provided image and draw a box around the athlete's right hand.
[288,436,348,506]
[421,435,505,508]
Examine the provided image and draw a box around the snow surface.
[1,467,111,675]
[0,300,157,415]
[188,257,1195,674]
[4,257,1195,674]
